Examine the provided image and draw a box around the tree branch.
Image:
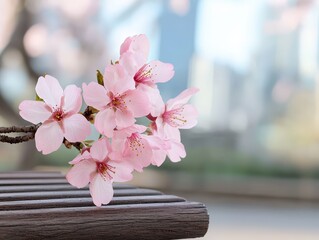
[0,133,35,144]
[0,124,40,133]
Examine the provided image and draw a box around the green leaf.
[35,93,44,102]
[83,140,95,146]
[96,70,104,85]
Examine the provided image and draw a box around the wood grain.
[0,171,209,239]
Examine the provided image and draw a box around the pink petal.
[163,125,181,141]
[177,104,198,129]
[63,114,91,143]
[63,85,82,114]
[119,52,145,77]
[166,87,199,111]
[82,82,109,111]
[66,159,96,188]
[113,124,146,139]
[155,117,180,141]
[110,137,126,155]
[35,75,63,107]
[89,174,114,207]
[115,110,135,129]
[124,89,151,117]
[137,84,165,117]
[123,137,152,172]
[145,135,168,167]
[167,141,186,162]
[94,109,116,137]
[104,64,134,94]
[90,138,109,162]
[19,100,51,124]
[141,60,174,83]
[35,121,64,154]
[151,150,167,167]
[120,34,149,62]
[109,160,133,182]
[69,150,91,164]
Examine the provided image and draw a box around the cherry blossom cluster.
[18,34,198,207]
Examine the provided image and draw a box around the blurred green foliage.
[156,147,319,179]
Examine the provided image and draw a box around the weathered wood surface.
[0,171,209,240]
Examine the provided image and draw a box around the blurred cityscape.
[2,0,319,239]
[2,0,319,177]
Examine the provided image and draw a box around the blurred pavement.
[180,194,319,240]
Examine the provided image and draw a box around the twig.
[82,106,96,122]
[63,139,83,152]
[0,124,40,133]
[0,133,35,144]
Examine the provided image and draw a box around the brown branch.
[0,124,40,133]
[0,133,35,144]
[63,139,83,152]
[82,106,97,122]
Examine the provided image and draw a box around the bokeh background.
[1,0,319,239]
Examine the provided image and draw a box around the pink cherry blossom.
[119,34,175,116]
[82,63,151,137]
[155,87,199,140]
[19,75,91,154]
[111,124,157,172]
[66,138,133,207]
[147,125,186,166]
[120,34,150,63]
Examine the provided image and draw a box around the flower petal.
[90,138,109,162]
[82,82,109,111]
[109,160,133,182]
[63,85,82,114]
[19,100,51,124]
[120,34,149,62]
[151,150,167,167]
[167,140,186,162]
[115,110,135,129]
[163,125,181,141]
[155,117,181,141]
[89,174,114,207]
[35,121,63,154]
[123,137,152,172]
[94,109,116,137]
[66,159,96,188]
[124,89,151,117]
[119,52,145,77]
[166,87,199,111]
[137,84,164,117]
[69,150,91,164]
[176,104,198,129]
[35,75,63,107]
[104,64,134,94]
[63,114,91,143]
[141,60,174,83]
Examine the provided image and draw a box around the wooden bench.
[0,171,209,239]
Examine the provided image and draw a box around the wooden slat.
[0,172,62,179]
[0,195,185,210]
[0,179,133,189]
[0,171,209,239]
[0,202,209,240]
[0,178,69,185]
[0,183,134,193]
[0,188,162,201]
